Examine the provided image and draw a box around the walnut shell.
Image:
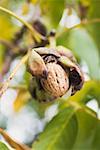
[41,63,69,97]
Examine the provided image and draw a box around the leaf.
[68,80,100,105]
[13,89,31,112]
[32,103,100,150]
[0,142,9,150]
[40,0,65,28]
[32,106,78,150]
[87,0,100,50]
[0,44,6,72]
[72,109,100,150]
[58,28,100,80]
[0,13,17,40]
[0,0,24,40]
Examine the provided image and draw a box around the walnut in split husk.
[28,46,84,102]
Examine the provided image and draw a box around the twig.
[0,39,14,50]
[49,30,56,48]
[0,128,31,150]
[56,18,100,38]
[9,84,28,90]
[0,83,27,90]
[0,52,29,97]
[0,6,45,42]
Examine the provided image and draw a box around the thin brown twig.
[0,39,14,49]
[0,52,30,98]
[0,83,27,90]
[0,128,31,150]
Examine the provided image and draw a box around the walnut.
[41,63,69,97]
[28,47,84,102]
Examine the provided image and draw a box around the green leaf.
[33,107,77,150]
[40,0,65,28]
[0,142,9,150]
[0,13,17,40]
[0,44,6,72]
[68,80,100,105]
[0,0,24,40]
[87,0,100,50]
[67,28,100,80]
[72,109,100,150]
[32,104,100,150]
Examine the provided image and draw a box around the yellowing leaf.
[22,2,29,15]
[14,90,31,112]
[0,44,6,72]
[31,0,38,5]
[0,14,17,40]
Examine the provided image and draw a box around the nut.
[41,63,69,97]
[28,47,84,102]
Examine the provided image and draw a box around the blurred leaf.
[0,13,17,40]
[22,2,30,15]
[58,28,100,80]
[0,44,6,72]
[40,0,65,28]
[57,28,100,80]
[68,80,100,105]
[33,103,100,150]
[0,142,9,150]
[13,89,31,112]
[30,0,38,4]
[87,0,100,51]
[0,0,25,40]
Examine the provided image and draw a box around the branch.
[0,128,31,150]
[0,6,45,42]
[0,52,30,97]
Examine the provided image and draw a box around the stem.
[0,83,27,90]
[0,52,29,97]
[49,30,56,48]
[0,39,14,49]
[9,84,28,90]
[0,128,31,150]
[49,36,56,48]
[0,6,45,42]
